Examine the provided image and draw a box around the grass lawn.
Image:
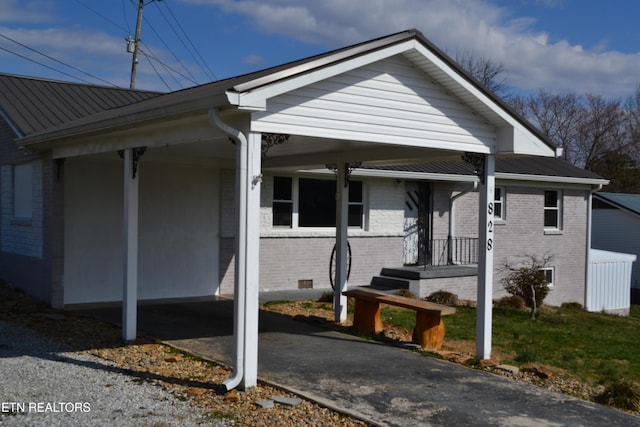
[380,304,640,385]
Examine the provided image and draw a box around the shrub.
[561,302,583,311]
[396,289,416,298]
[596,379,640,412]
[494,295,526,310]
[426,290,458,306]
[318,291,334,303]
[501,254,552,318]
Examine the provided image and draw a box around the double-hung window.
[543,190,561,230]
[272,176,293,226]
[273,176,364,228]
[541,267,554,287]
[494,187,505,221]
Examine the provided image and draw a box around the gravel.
[0,321,224,427]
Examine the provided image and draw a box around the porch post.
[122,148,139,342]
[334,162,349,323]
[476,153,495,359]
[242,131,262,388]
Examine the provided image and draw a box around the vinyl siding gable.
[252,56,496,152]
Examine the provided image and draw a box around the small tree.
[500,254,552,318]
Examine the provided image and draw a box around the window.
[273,176,363,228]
[494,187,505,220]
[541,267,554,287]
[544,190,561,229]
[13,163,33,219]
[272,176,293,226]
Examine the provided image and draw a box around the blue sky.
[0,0,638,99]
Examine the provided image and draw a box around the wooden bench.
[342,288,456,351]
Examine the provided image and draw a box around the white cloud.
[0,0,55,23]
[190,0,640,98]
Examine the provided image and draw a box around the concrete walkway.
[81,291,640,427]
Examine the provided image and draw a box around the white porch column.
[334,162,349,323]
[242,131,262,389]
[122,148,139,342]
[476,153,495,360]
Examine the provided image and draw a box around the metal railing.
[429,237,478,266]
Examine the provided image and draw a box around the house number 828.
[487,202,494,251]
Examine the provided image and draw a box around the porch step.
[380,268,422,281]
[370,276,412,290]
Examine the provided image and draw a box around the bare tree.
[456,51,509,96]
[574,94,627,169]
[525,90,581,164]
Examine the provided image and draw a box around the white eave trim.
[226,40,417,110]
[295,168,608,186]
[496,172,609,186]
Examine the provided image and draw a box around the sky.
[0,0,638,99]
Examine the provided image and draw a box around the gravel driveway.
[0,320,225,427]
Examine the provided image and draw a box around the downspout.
[448,181,478,264]
[585,183,603,311]
[208,108,247,391]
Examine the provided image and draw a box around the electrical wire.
[139,42,186,88]
[141,16,200,85]
[0,32,118,87]
[0,45,96,85]
[160,1,217,81]
[73,0,129,33]
[140,51,173,91]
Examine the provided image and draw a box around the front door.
[403,182,431,265]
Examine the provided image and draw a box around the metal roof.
[0,73,160,137]
[594,192,640,216]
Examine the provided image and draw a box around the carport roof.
[15,29,557,156]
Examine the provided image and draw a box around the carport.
[18,29,557,389]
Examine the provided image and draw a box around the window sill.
[544,229,563,236]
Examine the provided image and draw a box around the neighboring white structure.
[593,192,640,303]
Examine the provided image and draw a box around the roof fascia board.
[226,40,416,110]
[496,172,609,186]
[18,92,229,149]
[298,168,480,183]
[411,43,555,158]
[294,168,607,186]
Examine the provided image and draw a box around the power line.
[0,45,96,85]
[73,0,129,33]
[0,32,118,87]
[140,51,172,91]
[141,16,200,84]
[139,42,192,87]
[158,0,217,80]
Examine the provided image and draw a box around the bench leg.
[413,312,445,351]
[351,299,383,335]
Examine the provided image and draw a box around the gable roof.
[16,29,557,159]
[363,157,607,185]
[594,192,640,216]
[0,73,160,137]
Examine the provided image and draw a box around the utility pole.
[129,0,145,89]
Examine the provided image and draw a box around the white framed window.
[13,163,33,219]
[494,186,505,220]
[541,267,554,287]
[543,190,562,230]
[272,176,364,228]
[272,176,293,226]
